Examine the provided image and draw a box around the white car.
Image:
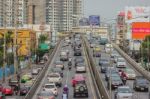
[114,86,133,99]
[43,83,58,96]
[32,68,39,75]
[55,60,64,70]
[125,68,136,80]
[76,63,86,73]
[47,73,62,87]
[116,58,126,68]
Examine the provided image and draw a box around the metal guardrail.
[82,38,102,99]
[113,43,150,81]
[24,40,61,99]
[82,36,110,99]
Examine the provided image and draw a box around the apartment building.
[46,0,82,32]
[0,0,28,27]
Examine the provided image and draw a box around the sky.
[84,0,150,21]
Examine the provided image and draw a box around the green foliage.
[39,34,48,43]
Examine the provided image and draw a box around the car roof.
[74,74,85,81]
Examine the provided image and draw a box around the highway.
[85,36,150,99]
[32,35,97,99]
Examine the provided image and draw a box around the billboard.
[132,22,150,40]
[89,15,100,26]
[125,7,150,23]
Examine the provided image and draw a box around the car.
[60,51,68,61]
[74,48,82,56]
[32,68,39,75]
[2,85,14,95]
[54,61,64,70]
[74,57,84,67]
[37,91,55,99]
[100,64,108,73]
[51,67,63,77]
[47,73,62,87]
[90,43,95,48]
[8,79,19,92]
[133,76,149,92]
[125,68,136,80]
[39,59,45,64]
[73,83,88,98]
[0,92,5,99]
[99,58,109,66]
[116,57,126,68]
[72,74,86,87]
[0,84,3,91]
[107,75,123,90]
[43,83,58,96]
[105,68,118,81]
[20,85,30,96]
[114,86,133,99]
[76,63,86,73]
[21,73,32,83]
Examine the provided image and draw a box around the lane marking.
[83,43,97,99]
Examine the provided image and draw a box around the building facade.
[46,0,82,32]
[0,0,28,27]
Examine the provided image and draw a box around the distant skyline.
[84,0,150,21]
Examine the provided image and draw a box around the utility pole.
[3,1,7,83]
[14,0,19,74]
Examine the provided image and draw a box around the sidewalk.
[0,63,36,84]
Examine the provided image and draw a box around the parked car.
[2,85,14,95]
[37,91,55,99]
[47,73,62,87]
[73,83,88,98]
[43,83,58,96]
[21,73,32,83]
[133,76,149,92]
[76,63,86,73]
[114,86,133,99]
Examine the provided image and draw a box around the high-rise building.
[0,0,28,27]
[46,0,82,32]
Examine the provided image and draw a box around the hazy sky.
[84,0,150,20]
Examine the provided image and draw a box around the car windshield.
[118,87,132,93]
[118,58,125,62]
[45,85,55,88]
[127,69,135,74]
[49,74,59,77]
[137,79,148,84]
[112,77,121,81]
[39,92,53,96]
[55,61,63,64]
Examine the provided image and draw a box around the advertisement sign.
[125,7,150,23]
[132,22,150,40]
[89,15,100,26]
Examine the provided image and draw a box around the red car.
[2,86,14,95]
[71,74,85,87]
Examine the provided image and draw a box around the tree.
[39,34,48,43]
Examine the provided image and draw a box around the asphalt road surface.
[32,36,97,99]
[86,37,150,99]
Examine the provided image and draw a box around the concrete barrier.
[113,43,150,81]
[82,36,110,99]
[82,38,102,99]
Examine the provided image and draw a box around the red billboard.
[132,22,150,40]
